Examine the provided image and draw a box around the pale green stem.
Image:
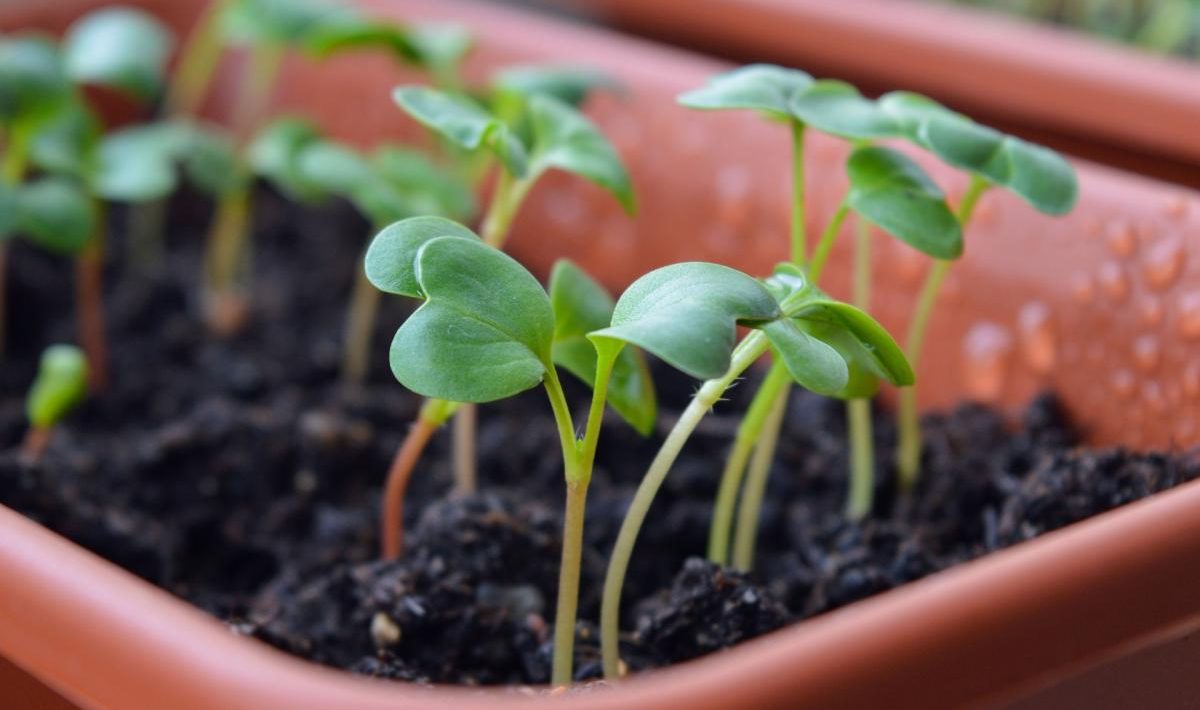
[707,359,792,565]
[853,215,872,310]
[896,175,989,489]
[165,0,230,118]
[730,381,789,571]
[548,348,617,687]
[602,330,771,679]
[341,240,383,385]
[232,42,283,143]
[790,120,807,266]
[845,215,875,519]
[807,198,851,284]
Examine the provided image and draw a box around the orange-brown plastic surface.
[1,1,1199,709]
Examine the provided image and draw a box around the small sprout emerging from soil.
[22,344,88,464]
[366,217,653,685]
[596,261,910,679]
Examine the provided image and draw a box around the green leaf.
[590,262,781,381]
[527,94,635,214]
[876,91,955,142]
[173,121,249,196]
[367,145,475,221]
[846,146,962,259]
[760,318,848,396]
[0,35,71,123]
[920,114,1078,215]
[493,65,617,107]
[302,17,421,62]
[221,0,357,47]
[364,216,479,297]
[678,64,813,120]
[393,85,527,177]
[15,177,95,255]
[295,140,374,196]
[407,24,472,75]
[26,344,89,429]
[249,116,324,201]
[793,299,913,387]
[789,80,899,140]
[94,124,181,202]
[390,236,554,402]
[549,260,656,435]
[63,7,174,101]
[28,99,101,179]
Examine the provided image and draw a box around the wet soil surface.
[1,191,1196,686]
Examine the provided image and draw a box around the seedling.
[382,82,633,520]
[595,260,911,679]
[679,66,943,550]
[0,9,174,388]
[249,116,475,382]
[21,344,88,464]
[365,216,654,685]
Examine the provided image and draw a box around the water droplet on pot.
[1142,237,1186,290]
[1132,335,1160,372]
[1183,363,1200,399]
[1111,369,1136,399]
[1097,261,1129,302]
[1178,291,1200,340]
[1176,416,1197,441]
[1142,381,1167,414]
[1071,275,1095,305]
[962,322,1013,402]
[1017,302,1055,375]
[1138,296,1164,327]
[1105,221,1137,257]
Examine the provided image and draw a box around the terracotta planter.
[2,0,1200,708]
[562,0,1200,188]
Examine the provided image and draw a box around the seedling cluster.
[5,0,1079,691]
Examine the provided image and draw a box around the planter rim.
[3,474,1200,710]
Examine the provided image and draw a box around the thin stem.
[731,381,789,571]
[844,399,875,519]
[340,243,382,384]
[165,0,230,118]
[232,42,283,144]
[896,175,989,489]
[707,359,791,565]
[549,347,616,687]
[76,202,108,392]
[19,426,51,465]
[451,404,477,493]
[790,120,807,266]
[203,187,252,335]
[380,398,458,560]
[541,366,580,482]
[853,214,871,310]
[807,197,851,284]
[602,330,770,679]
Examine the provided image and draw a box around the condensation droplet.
[1105,221,1137,258]
[1178,290,1200,340]
[1142,237,1186,290]
[1017,302,1056,375]
[962,322,1013,402]
[1164,195,1189,221]
[1132,335,1161,372]
[1142,381,1167,414]
[1183,363,1200,399]
[1176,417,1197,442]
[1111,369,1136,399]
[1097,261,1129,302]
[1071,275,1095,305]
[1138,296,1164,327]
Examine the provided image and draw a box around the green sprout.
[249,116,475,383]
[0,8,174,388]
[21,344,88,464]
[380,82,633,532]
[364,217,653,686]
[596,260,910,679]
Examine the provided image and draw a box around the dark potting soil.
[1,190,1196,686]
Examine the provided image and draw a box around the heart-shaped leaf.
[877,91,956,142]
[493,65,618,107]
[29,99,101,179]
[789,80,899,140]
[1000,137,1077,215]
[393,86,527,177]
[15,177,95,255]
[590,262,781,380]
[63,7,174,101]
[549,260,656,435]
[366,145,475,221]
[760,318,848,395]
[295,141,374,196]
[171,120,249,196]
[94,124,181,202]
[793,299,914,387]
[678,64,814,120]
[364,216,480,297]
[846,145,962,259]
[26,344,89,429]
[249,117,324,201]
[527,94,635,214]
[390,236,554,402]
[0,35,71,124]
